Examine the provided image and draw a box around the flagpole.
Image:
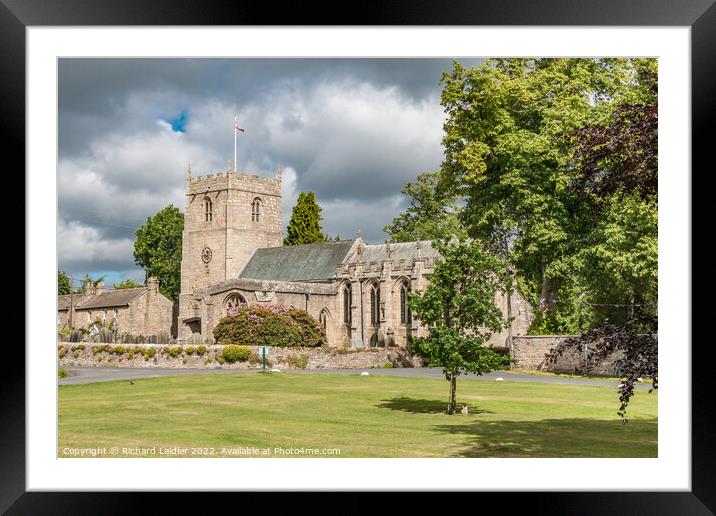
[234,116,237,172]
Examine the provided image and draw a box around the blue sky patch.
[168,111,188,133]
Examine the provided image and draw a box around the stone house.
[58,277,175,337]
[178,166,532,347]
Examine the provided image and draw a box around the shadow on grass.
[433,417,658,457]
[377,397,493,415]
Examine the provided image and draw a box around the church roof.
[360,240,440,262]
[239,240,355,282]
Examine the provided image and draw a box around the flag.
[234,116,245,133]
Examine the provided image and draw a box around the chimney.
[147,277,160,295]
[95,282,106,295]
[84,282,96,296]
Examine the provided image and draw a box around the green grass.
[58,372,657,458]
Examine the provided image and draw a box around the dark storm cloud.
[58,58,482,280]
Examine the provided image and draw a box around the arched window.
[400,282,412,325]
[343,284,352,326]
[204,197,213,222]
[251,197,262,222]
[224,293,247,316]
[370,283,380,326]
[319,309,329,335]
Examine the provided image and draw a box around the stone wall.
[511,336,624,376]
[58,343,423,370]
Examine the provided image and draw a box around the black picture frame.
[5,0,713,512]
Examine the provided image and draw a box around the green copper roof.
[239,240,355,282]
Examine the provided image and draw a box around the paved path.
[59,366,650,388]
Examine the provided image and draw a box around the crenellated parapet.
[187,170,282,197]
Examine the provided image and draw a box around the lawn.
[58,372,657,458]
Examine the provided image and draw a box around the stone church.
[178,165,532,348]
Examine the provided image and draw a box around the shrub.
[111,345,126,355]
[213,305,323,347]
[163,346,183,358]
[91,344,109,354]
[58,368,68,379]
[197,345,207,356]
[186,346,195,355]
[71,344,86,351]
[73,350,80,358]
[142,348,156,361]
[287,353,309,369]
[58,346,68,359]
[220,345,251,363]
[217,356,225,365]
[383,362,394,368]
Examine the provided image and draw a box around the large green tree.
[438,58,657,333]
[58,270,71,295]
[133,205,184,301]
[384,172,466,242]
[283,192,327,246]
[408,238,512,414]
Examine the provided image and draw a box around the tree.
[113,278,144,290]
[408,238,512,414]
[384,172,467,242]
[544,318,657,422]
[438,58,657,333]
[58,270,71,295]
[133,205,184,302]
[573,68,657,207]
[283,192,327,246]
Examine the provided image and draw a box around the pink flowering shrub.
[213,304,324,347]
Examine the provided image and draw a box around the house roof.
[58,288,148,310]
[58,294,84,310]
[239,240,355,282]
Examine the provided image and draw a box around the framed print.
[5,0,714,512]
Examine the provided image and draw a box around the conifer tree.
[283,192,327,245]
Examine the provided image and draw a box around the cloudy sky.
[58,58,482,286]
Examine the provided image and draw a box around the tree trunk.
[448,370,457,414]
[538,272,560,314]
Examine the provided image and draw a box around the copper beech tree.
[408,238,512,415]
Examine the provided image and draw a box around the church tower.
[177,163,283,339]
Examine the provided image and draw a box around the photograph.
[56,56,659,459]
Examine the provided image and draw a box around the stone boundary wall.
[57,343,423,370]
[512,336,624,376]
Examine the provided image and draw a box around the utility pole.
[505,263,515,365]
[69,277,74,329]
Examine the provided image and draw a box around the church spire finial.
[186,162,192,183]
